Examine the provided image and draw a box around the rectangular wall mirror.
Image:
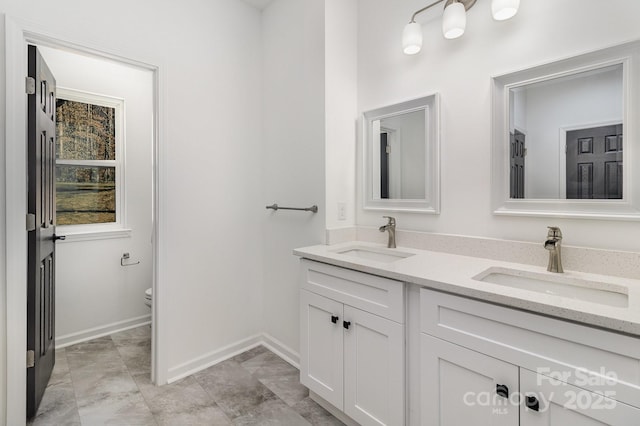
[363,94,440,213]
[492,40,640,219]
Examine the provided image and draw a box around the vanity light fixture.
[402,0,520,55]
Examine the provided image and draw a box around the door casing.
[3,16,166,425]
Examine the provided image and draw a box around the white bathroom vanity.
[295,242,640,426]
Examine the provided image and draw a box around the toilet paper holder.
[121,252,140,267]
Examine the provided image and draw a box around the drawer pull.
[526,395,540,412]
[343,321,351,330]
[331,315,339,324]
[496,384,509,399]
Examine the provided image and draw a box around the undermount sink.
[333,245,415,263]
[473,267,629,307]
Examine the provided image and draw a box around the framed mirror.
[491,40,640,219]
[363,94,440,213]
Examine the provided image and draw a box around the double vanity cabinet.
[296,244,640,426]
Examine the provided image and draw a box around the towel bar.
[266,203,318,213]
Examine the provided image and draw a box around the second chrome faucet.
[379,216,396,248]
[544,226,563,273]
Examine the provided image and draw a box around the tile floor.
[29,326,344,425]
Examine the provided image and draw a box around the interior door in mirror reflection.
[510,130,525,199]
[566,124,623,199]
[380,132,389,199]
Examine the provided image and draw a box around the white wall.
[261,0,326,355]
[511,88,526,132]
[355,0,640,252]
[1,0,264,421]
[37,46,153,345]
[325,0,357,229]
[259,0,358,359]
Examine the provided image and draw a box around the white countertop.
[294,241,640,336]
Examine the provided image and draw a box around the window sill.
[56,228,132,243]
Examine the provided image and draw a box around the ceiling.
[241,0,273,10]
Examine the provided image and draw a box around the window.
[55,88,125,231]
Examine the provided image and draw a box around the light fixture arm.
[410,0,477,22]
[410,0,445,23]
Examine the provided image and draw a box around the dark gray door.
[27,44,58,419]
[380,132,389,199]
[510,130,525,198]
[566,124,623,199]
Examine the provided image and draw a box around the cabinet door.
[421,334,519,426]
[520,369,640,426]
[344,305,404,426]
[300,289,344,410]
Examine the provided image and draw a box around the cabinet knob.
[343,321,351,330]
[496,384,509,399]
[331,315,339,324]
[526,395,540,412]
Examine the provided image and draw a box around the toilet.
[144,287,152,308]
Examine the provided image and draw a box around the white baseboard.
[56,314,151,349]
[166,333,300,384]
[167,334,264,383]
[261,332,300,369]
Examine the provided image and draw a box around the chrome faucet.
[379,216,396,248]
[544,226,563,273]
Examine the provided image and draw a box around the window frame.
[55,87,128,238]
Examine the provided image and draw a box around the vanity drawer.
[420,288,640,408]
[300,259,404,323]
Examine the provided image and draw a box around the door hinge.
[26,213,36,231]
[25,77,36,95]
[27,350,35,368]
[386,145,391,154]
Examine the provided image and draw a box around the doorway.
[510,129,526,199]
[30,43,153,419]
[379,126,402,199]
[37,43,154,342]
[4,21,163,425]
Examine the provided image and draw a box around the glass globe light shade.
[442,1,466,39]
[492,0,520,21]
[403,22,423,55]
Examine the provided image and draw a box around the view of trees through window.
[56,98,117,225]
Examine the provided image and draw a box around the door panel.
[380,132,389,199]
[510,130,525,198]
[566,124,623,199]
[299,290,344,410]
[27,44,57,419]
[344,306,404,426]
